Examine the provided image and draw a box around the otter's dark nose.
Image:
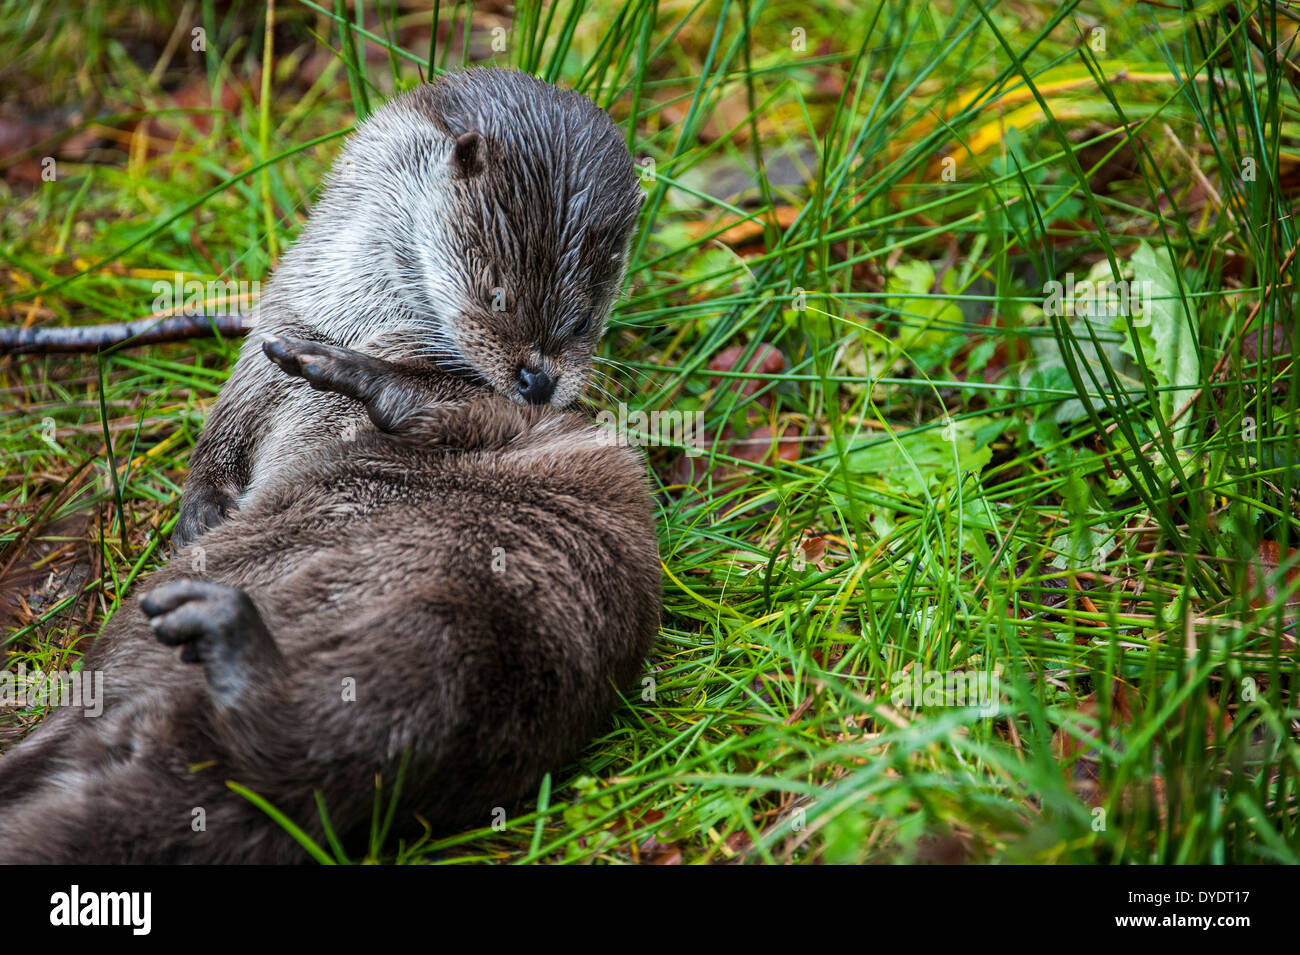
[517,366,556,404]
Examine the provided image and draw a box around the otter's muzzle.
[517,366,556,405]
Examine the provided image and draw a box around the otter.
[174,68,643,545]
[0,70,660,862]
[0,337,661,862]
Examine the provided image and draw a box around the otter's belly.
[244,390,368,501]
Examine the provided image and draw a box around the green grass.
[1,0,1298,863]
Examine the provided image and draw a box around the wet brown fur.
[0,341,660,863]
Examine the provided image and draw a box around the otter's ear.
[451,132,484,179]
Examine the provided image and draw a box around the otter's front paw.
[263,335,416,432]
[262,336,359,390]
[142,579,283,705]
[174,484,238,548]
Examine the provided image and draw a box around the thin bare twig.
[0,313,250,356]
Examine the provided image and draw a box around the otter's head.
[322,69,643,408]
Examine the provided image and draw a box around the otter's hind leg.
[142,579,286,707]
[0,706,81,807]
